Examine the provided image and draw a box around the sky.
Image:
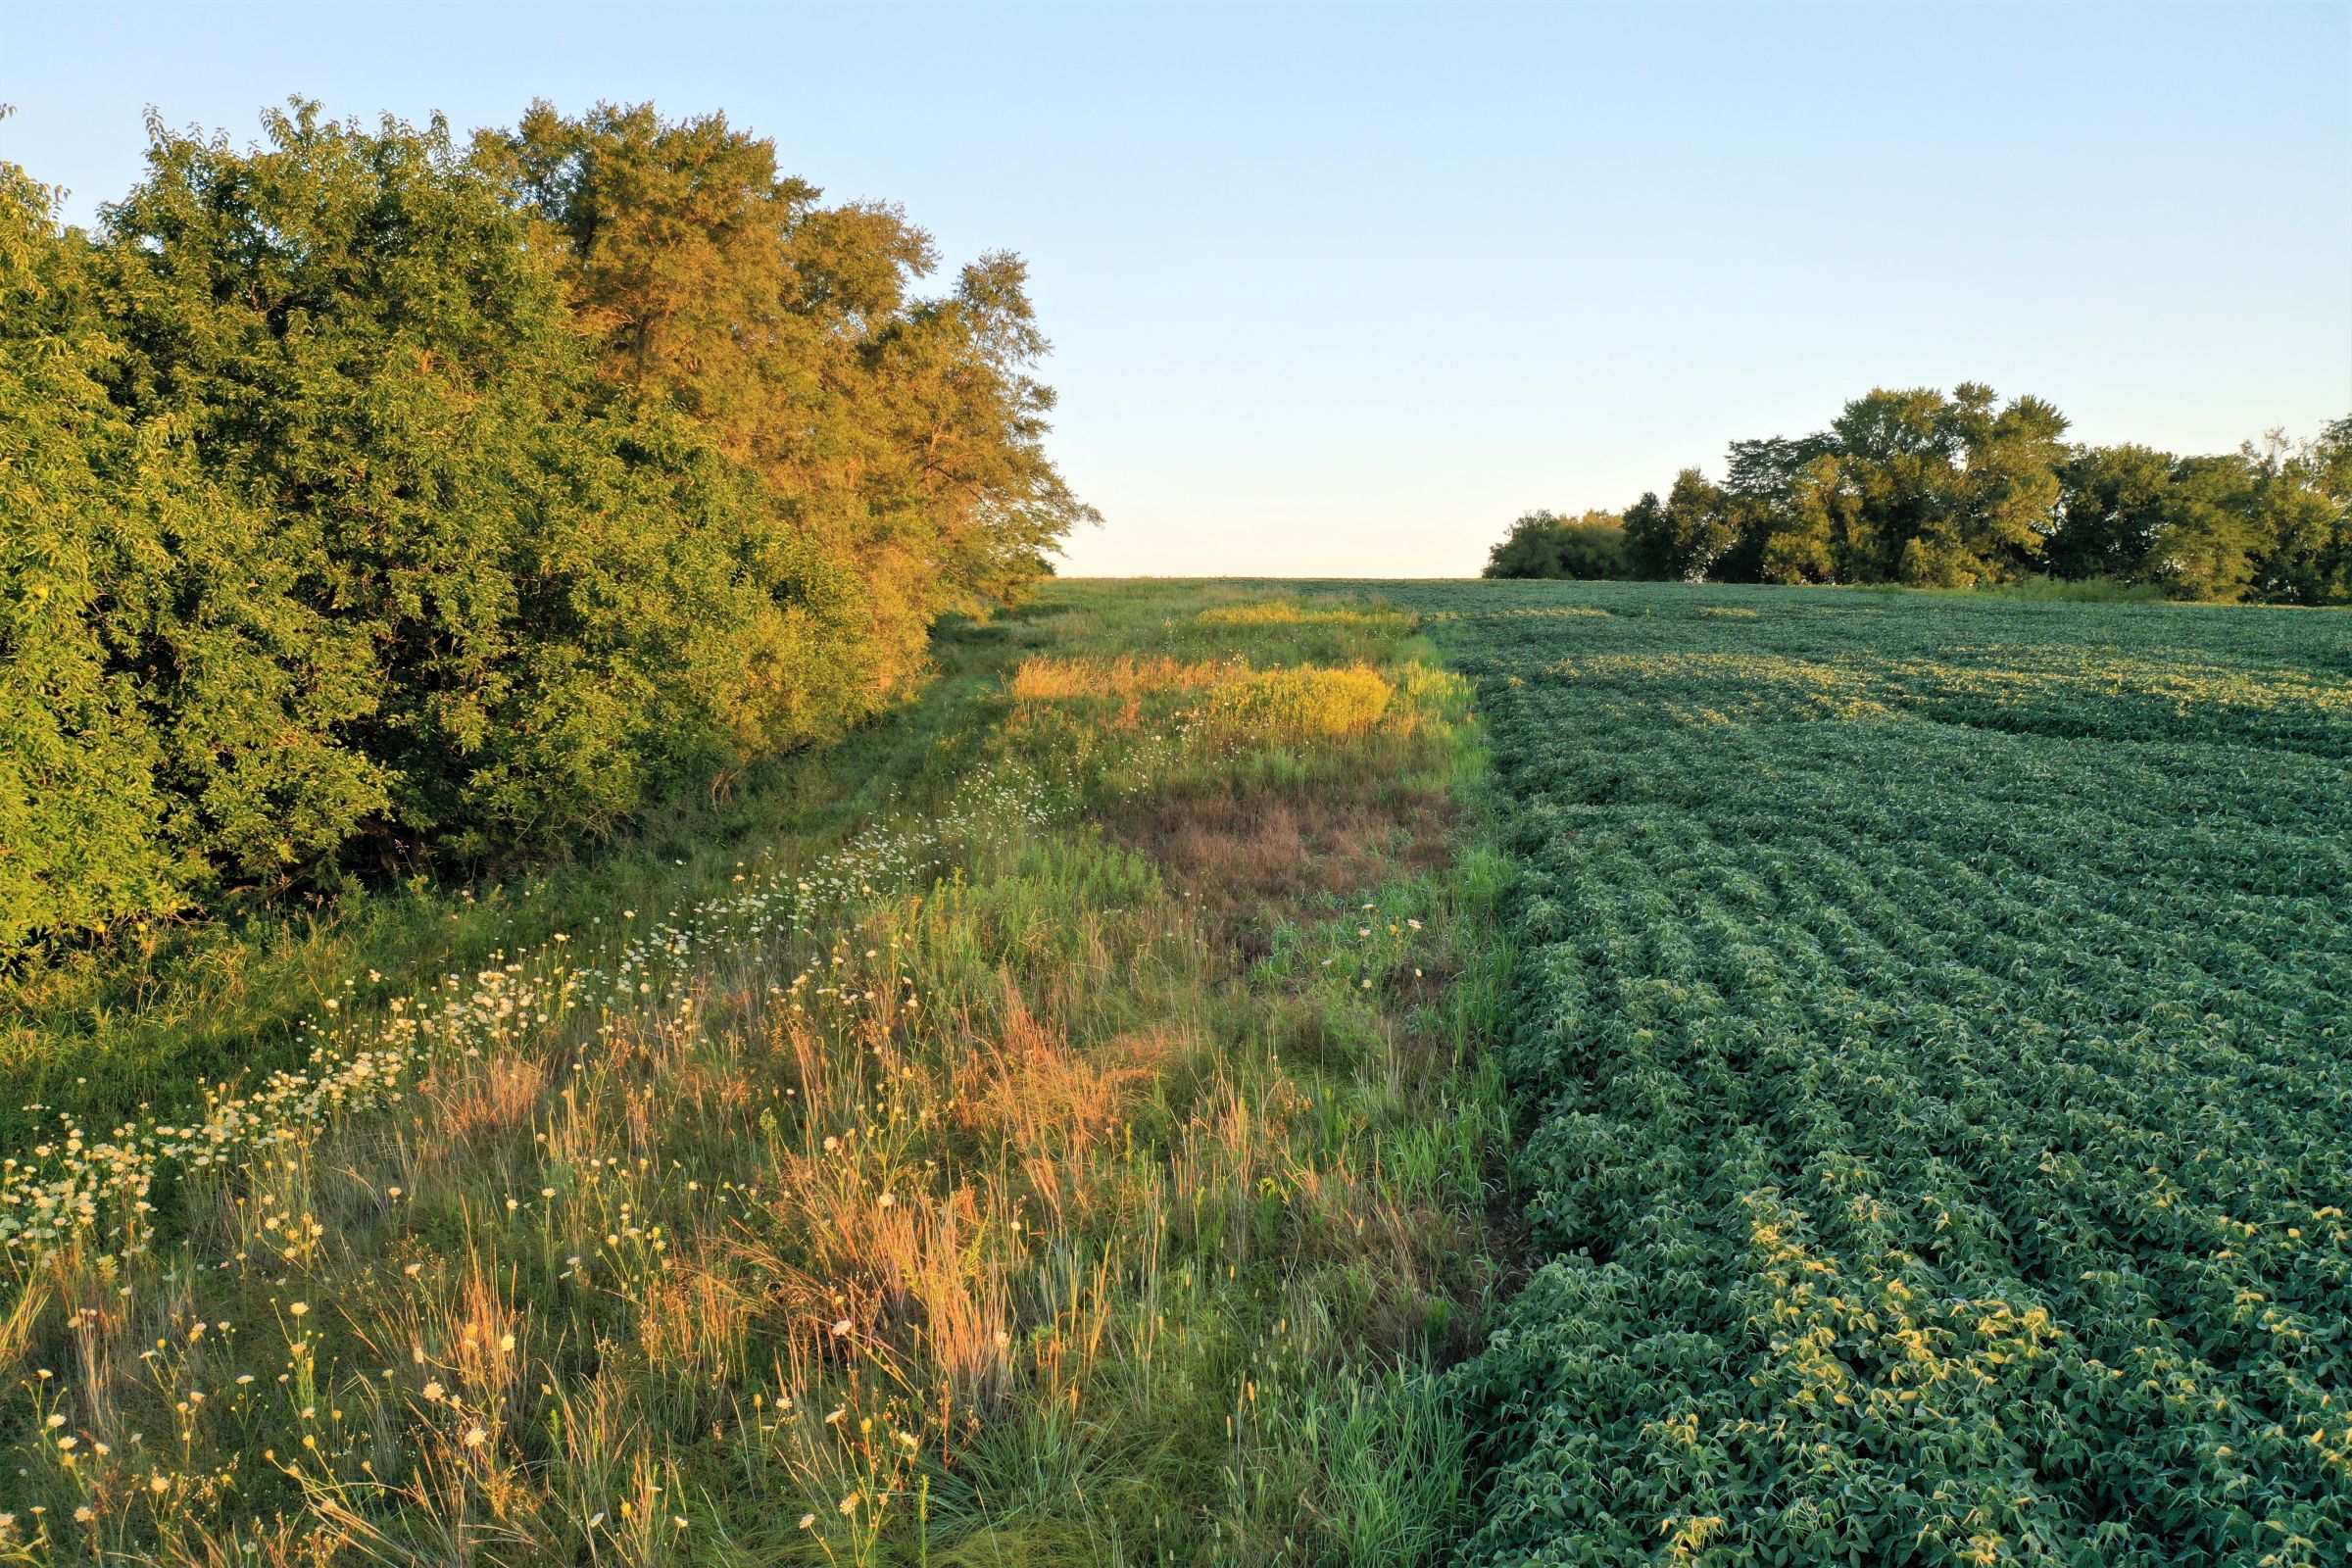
[5,1,2346,577]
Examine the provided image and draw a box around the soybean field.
[1384,581,2352,1567]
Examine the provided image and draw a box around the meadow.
[0,582,1513,1564]
[1375,580,2352,1567]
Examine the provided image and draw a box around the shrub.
[1,155,385,945]
[1010,655,1237,700]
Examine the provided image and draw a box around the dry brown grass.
[418,1052,547,1144]
[1112,785,1455,937]
[954,986,1151,1166]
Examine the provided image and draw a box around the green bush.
[2,157,382,944]
[1482,509,1634,580]
[1,102,1088,949]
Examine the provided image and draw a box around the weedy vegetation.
[0,583,1514,1566]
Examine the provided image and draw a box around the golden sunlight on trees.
[1,100,1091,948]
[1495,383,2350,601]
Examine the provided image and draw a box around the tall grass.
[0,612,1044,1153]
[1,586,1511,1565]
[1198,666,1395,743]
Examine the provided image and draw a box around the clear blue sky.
[6,1,2346,576]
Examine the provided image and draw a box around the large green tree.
[2243,421,2352,605]
[1810,384,2069,586]
[1492,389,2345,603]
[90,104,792,864]
[1623,469,1740,580]
[476,103,1094,709]
[2048,439,2339,603]
[1720,434,1838,583]
[2048,444,2180,581]
[1484,509,1631,579]
[1610,389,2071,590]
[4,98,1095,948]
[1,152,385,943]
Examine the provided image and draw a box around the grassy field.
[9,576,2348,1565]
[0,581,1514,1564]
[1367,580,2351,1567]
[0,615,1031,1156]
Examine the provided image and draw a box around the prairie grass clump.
[1196,600,1413,630]
[1198,664,1394,743]
[1008,653,1238,700]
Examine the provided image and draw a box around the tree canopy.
[1,101,1088,949]
[1483,510,1632,580]
[1495,384,2349,603]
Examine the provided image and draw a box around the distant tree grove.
[1,101,1095,949]
[1484,382,2351,604]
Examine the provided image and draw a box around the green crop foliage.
[1366,579,2352,1568]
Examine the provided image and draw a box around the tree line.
[1484,383,2350,604]
[2,101,1093,949]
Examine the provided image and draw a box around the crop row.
[1384,583,2352,1567]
